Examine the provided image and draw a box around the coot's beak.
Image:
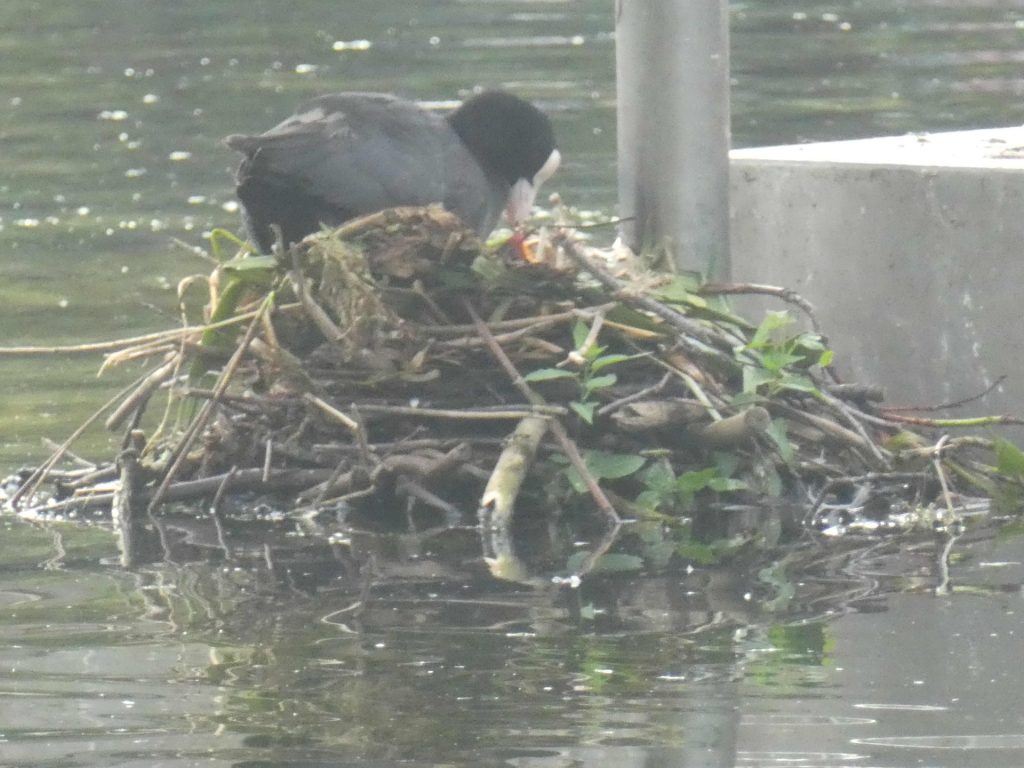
[504,149,562,226]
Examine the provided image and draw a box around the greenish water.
[4,3,1024,766]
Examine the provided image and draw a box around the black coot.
[225,91,560,253]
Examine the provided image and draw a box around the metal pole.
[616,0,731,279]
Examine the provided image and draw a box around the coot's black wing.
[228,93,481,251]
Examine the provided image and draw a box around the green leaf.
[564,467,588,494]
[565,551,589,571]
[220,254,278,279]
[708,477,748,492]
[565,450,646,494]
[818,349,834,368]
[193,285,277,379]
[651,274,702,304]
[884,430,928,451]
[642,462,677,493]
[712,451,741,478]
[793,332,826,351]
[742,365,777,394]
[676,467,718,494]
[570,400,596,425]
[754,459,784,497]
[748,310,795,349]
[524,367,576,383]
[572,319,589,348]
[729,390,761,407]
[583,450,646,479]
[637,520,667,545]
[435,265,478,290]
[484,231,515,250]
[208,228,252,261]
[681,292,708,309]
[472,252,511,281]
[776,373,819,394]
[677,542,723,565]
[635,489,664,511]
[565,551,644,574]
[645,540,678,570]
[606,304,668,335]
[765,418,796,464]
[583,373,617,394]
[995,438,1024,481]
[591,353,632,373]
[591,553,645,573]
[760,349,804,372]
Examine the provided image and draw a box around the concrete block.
[730,127,1024,418]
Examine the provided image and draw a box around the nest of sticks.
[9,205,1024,539]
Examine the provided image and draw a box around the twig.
[104,359,177,431]
[564,310,605,366]
[695,407,771,448]
[147,295,272,512]
[423,309,582,336]
[350,405,375,470]
[23,491,116,517]
[0,304,300,357]
[479,416,550,528]
[396,478,464,524]
[931,435,957,518]
[769,401,883,459]
[100,342,181,373]
[211,465,239,517]
[897,435,995,458]
[288,255,345,342]
[559,236,741,367]
[39,440,95,469]
[304,393,361,432]
[111,430,146,525]
[262,440,273,483]
[411,279,452,324]
[149,467,334,504]
[466,300,621,528]
[827,382,886,404]
[597,372,673,417]
[312,454,354,506]
[699,281,823,335]
[431,304,616,348]
[878,412,1024,429]
[816,389,892,468]
[9,369,156,509]
[354,403,568,420]
[934,530,957,596]
[560,517,626,583]
[649,356,724,420]
[419,442,473,483]
[881,375,1007,413]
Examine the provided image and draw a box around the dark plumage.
[225,91,560,253]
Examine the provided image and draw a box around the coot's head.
[447,91,560,227]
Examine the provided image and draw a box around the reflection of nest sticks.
[8,205,1024,555]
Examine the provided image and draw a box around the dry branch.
[10,210,1021,547]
